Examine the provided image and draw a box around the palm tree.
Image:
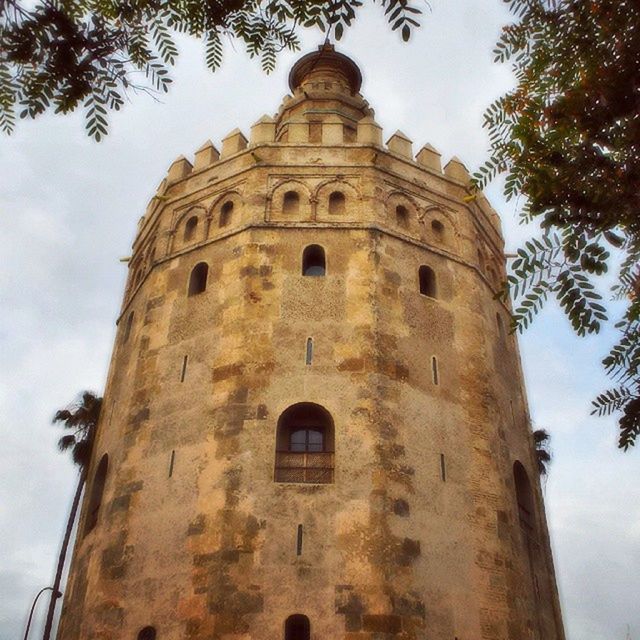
[42,391,102,640]
[532,428,552,476]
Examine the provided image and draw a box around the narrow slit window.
[283,191,300,216]
[219,201,234,227]
[440,453,446,481]
[296,524,303,556]
[419,265,437,298]
[188,262,208,296]
[302,245,326,276]
[497,313,505,340]
[328,191,345,215]
[184,216,198,242]
[123,311,134,342]
[180,355,188,382]
[431,356,439,385]
[285,614,310,640]
[168,450,175,478]
[305,338,313,365]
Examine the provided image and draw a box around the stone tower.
[57,45,565,640]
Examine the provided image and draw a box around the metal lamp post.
[23,587,62,640]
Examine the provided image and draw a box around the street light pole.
[23,587,62,640]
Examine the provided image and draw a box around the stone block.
[362,614,402,633]
[444,156,471,184]
[357,116,383,145]
[288,121,309,143]
[167,155,193,183]
[250,115,276,145]
[416,143,442,172]
[322,118,344,144]
[386,130,413,158]
[193,140,220,170]
[221,128,248,157]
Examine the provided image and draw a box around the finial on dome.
[288,44,362,95]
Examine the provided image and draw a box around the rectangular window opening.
[305,338,313,365]
[296,524,303,556]
[309,122,322,143]
[431,356,439,385]
[180,355,188,382]
[343,125,356,142]
[440,453,446,482]
[169,450,176,478]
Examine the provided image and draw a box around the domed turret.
[288,43,363,95]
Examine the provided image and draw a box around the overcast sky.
[1,1,638,639]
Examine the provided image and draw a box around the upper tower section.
[126,45,507,311]
[276,44,373,139]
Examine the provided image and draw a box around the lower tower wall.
[57,225,563,640]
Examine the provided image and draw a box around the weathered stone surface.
[57,44,564,640]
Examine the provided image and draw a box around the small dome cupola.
[288,44,363,96]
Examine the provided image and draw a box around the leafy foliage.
[474,0,640,449]
[53,390,103,469]
[0,0,421,139]
[532,428,551,476]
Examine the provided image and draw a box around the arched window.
[396,205,409,228]
[188,262,208,296]
[219,201,234,227]
[328,191,345,215]
[84,454,108,536]
[137,627,156,640]
[513,461,535,539]
[275,403,334,484]
[431,219,444,238]
[302,245,326,276]
[419,265,437,298]
[123,311,134,342]
[285,614,310,640]
[184,216,198,242]
[283,191,300,216]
